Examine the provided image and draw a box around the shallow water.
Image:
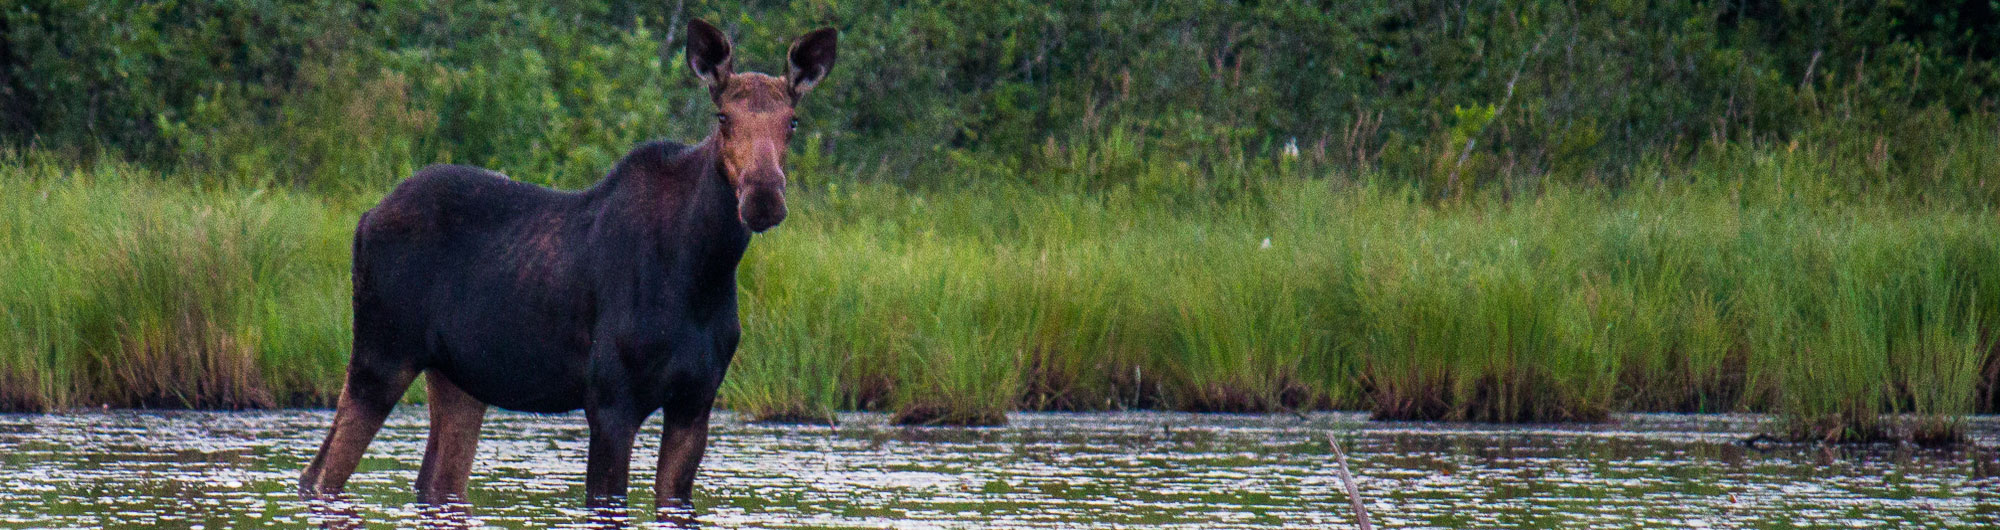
[0,411,1995,529]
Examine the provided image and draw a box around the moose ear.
[785,27,838,99]
[687,19,734,93]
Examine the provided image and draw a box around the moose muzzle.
[737,176,787,232]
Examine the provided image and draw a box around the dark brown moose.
[299,19,838,512]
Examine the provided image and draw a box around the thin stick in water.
[1327,433,1374,530]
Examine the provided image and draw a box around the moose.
[299,19,837,511]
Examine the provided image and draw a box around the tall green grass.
[1734,209,1995,443]
[3,145,1996,443]
[0,157,355,409]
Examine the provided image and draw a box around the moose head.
[685,19,838,233]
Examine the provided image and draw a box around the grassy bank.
[0,158,357,410]
[3,145,1995,442]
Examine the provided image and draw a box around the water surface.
[1,411,1995,528]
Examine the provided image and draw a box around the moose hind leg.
[415,372,489,504]
[300,359,417,498]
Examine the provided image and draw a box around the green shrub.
[7,1,1997,198]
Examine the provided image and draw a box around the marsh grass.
[0,159,353,409]
[1722,151,2000,443]
[1349,190,1621,422]
[3,145,1996,440]
[725,230,861,424]
[884,241,1020,426]
[1159,252,1339,412]
[1006,244,1131,411]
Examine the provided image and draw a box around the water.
[0,411,1995,529]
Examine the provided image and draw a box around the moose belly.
[427,321,592,413]
[440,357,589,413]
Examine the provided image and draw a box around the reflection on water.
[0,410,1995,528]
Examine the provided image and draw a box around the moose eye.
[788,118,799,130]
[715,113,729,124]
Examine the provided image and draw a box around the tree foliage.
[3,1,1995,193]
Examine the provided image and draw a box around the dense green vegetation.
[4,1,1999,442]
[7,143,1998,442]
[9,1,1999,195]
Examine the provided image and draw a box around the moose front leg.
[583,404,648,507]
[658,323,734,511]
[654,406,713,508]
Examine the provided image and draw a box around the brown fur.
[718,73,793,112]
[654,408,712,507]
[414,372,488,504]
[511,212,567,285]
[298,364,418,497]
[712,72,796,231]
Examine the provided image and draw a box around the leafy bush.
[5,1,1996,196]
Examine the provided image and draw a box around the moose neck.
[589,137,752,305]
